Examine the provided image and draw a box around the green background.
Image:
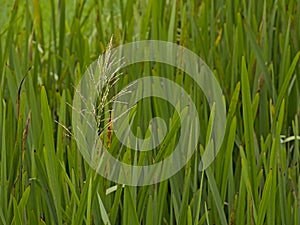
[0,0,299,224]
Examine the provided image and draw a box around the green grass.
[0,0,300,224]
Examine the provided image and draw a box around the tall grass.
[0,0,300,224]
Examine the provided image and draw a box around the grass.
[0,0,300,224]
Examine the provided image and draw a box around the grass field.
[0,0,300,224]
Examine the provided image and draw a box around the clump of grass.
[0,0,299,224]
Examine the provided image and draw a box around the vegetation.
[0,0,300,224]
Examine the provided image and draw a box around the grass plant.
[0,0,300,224]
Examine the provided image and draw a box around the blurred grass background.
[0,0,300,224]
